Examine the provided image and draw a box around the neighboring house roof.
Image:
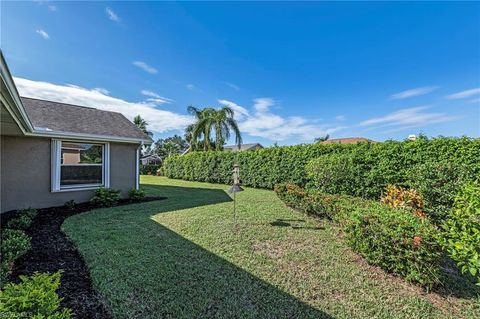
[321,137,375,144]
[20,97,152,143]
[224,143,264,151]
[140,154,162,160]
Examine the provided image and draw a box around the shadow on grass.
[64,184,334,318]
[270,219,325,230]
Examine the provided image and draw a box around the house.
[320,137,375,144]
[224,143,264,152]
[140,154,162,165]
[0,53,152,213]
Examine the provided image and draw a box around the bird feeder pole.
[228,163,244,227]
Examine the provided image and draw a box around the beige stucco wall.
[0,136,138,213]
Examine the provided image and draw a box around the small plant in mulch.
[0,271,72,318]
[128,188,146,202]
[90,188,120,207]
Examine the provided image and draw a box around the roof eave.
[26,129,153,144]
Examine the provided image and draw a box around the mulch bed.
[4,197,165,319]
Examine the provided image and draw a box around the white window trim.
[51,139,110,192]
[135,145,140,190]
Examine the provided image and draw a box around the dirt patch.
[4,197,165,319]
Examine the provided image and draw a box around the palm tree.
[133,115,153,137]
[187,106,242,151]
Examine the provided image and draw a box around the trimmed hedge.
[274,183,442,287]
[140,164,162,175]
[163,137,480,192]
[440,180,480,285]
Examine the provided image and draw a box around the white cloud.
[221,98,343,141]
[224,81,240,91]
[390,86,438,100]
[140,90,174,104]
[92,88,110,95]
[105,7,120,22]
[14,77,193,133]
[253,97,274,112]
[467,98,480,104]
[36,29,49,40]
[218,99,249,121]
[446,88,480,100]
[48,5,56,11]
[335,115,346,121]
[359,106,459,129]
[132,61,157,74]
[186,83,201,92]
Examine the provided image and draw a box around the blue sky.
[2,1,479,145]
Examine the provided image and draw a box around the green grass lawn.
[62,176,480,319]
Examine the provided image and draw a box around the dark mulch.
[5,197,165,319]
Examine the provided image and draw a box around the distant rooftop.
[224,143,264,151]
[321,137,375,144]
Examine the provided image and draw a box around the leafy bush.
[0,271,72,318]
[440,180,480,285]
[128,188,146,202]
[343,206,442,287]
[140,164,162,175]
[274,183,377,221]
[5,208,37,230]
[90,188,120,207]
[275,183,443,287]
[0,229,31,288]
[380,185,424,216]
[408,161,469,223]
[1,229,31,264]
[164,137,480,198]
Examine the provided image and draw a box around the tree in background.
[154,135,188,159]
[133,115,153,138]
[187,106,242,151]
[314,134,330,143]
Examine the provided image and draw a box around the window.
[52,140,110,191]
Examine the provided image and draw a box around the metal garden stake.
[228,163,244,226]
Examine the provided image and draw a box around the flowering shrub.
[440,180,480,285]
[380,185,424,216]
[275,183,443,287]
[343,206,442,287]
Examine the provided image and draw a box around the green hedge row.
[163,137,480,191]
[274,183,442,287]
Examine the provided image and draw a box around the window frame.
[51,139,110,192]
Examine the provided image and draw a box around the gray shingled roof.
[21,97,151,141]
[224,143,263,151]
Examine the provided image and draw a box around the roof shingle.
[21,97,151,141]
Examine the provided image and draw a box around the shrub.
[140,164,162,175]
[275,183,443,287]
[164,137,480,198]
[90,188,120,207]
[343,206,442,287]
[380,185,424,216]
[0,229,31,288]
[439,180,480,285]
[1,229,31,263]
[0,271,72,318]
[5,208,37,230]
[128,188,146,202]
[409,161,469,223]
